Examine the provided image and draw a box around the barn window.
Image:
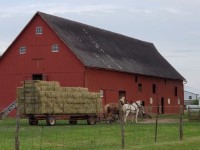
[152,84,157,94]
[36,27,43,34]
[52,44,59,52]
[150,97,153,104]
[175,87,178,96]
[138,83,142,92]
[135,76,138,83]
[19,46,26,54]
[178,98,180,105]
[168,98,171,104]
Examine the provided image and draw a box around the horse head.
[120,96,126,105]
[135,100,143,108]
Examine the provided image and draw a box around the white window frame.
[168,98,171,104]
[36,27,43,34]
[178,98,180,105]
[150,97,153,104]
[100,90,104,98]
[52,44,59,52]
[19,46,26,54]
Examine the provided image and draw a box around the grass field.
[0,116,200,150]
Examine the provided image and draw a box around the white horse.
[122,100,142,123]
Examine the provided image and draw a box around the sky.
[0,0,200,94]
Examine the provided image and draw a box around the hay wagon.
[27,113,98,126]
[17,80,102,126]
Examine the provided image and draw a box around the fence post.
[119,101,124,149]
[188,107,190,121]
[15,106,20,150]
[155,113,158,143]
[179,105,183,141]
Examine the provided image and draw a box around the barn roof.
[38,12,185,81]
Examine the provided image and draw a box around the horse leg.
[124,112,129,124]
[131,114,134,123]
[135,110,139,123]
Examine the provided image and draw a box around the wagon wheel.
[46,116,56,126]
[106,120,112,124]
[29,117,38,125]
[87,116,96,125]
[105,115,113,124]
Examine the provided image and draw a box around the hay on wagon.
[17,81,102,115]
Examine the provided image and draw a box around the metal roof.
[38,12,185,81]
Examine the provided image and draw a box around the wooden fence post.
[155,113,158,143]
[119,101,124,149]
[188,107,190,121]
[179,105,183,141]
[15,106,20,150]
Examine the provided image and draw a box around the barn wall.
[85,68,184,113]
[0,14,85,111]
[0,13,184,115]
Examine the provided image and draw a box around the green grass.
[0,117,200,150]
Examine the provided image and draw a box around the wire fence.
[1,106,200,150]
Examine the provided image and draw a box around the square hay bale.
[26,106,53,114]
[17,81,103,115]
[61,87,88,93]
[53,107,64,114]
[55,86,61,91]
[45,91,53,98]
[17,102,26,115]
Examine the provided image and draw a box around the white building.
[184,91,199,105]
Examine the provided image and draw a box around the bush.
[192,99,199,105]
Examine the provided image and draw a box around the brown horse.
[104,103,119,123]
[104,97,127,123]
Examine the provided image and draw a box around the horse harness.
[125,103,139,113]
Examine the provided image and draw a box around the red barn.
[0,12,185,116]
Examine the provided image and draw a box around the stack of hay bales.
[17,81,102,115]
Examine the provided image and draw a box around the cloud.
[129,9,152,14]
[161,8,181,14]
[0,2,119,19]
[45,5,118,16]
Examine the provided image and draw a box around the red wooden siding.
[85,68,183,113]
[0,14,85,112]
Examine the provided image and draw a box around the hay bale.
[17,81,102,115]
[61,87,88,93]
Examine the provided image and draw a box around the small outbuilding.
[0,12,185,115]
[184,91,199,105]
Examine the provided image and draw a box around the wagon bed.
[27,113,98,126]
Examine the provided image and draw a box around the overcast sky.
[1,0,200,94]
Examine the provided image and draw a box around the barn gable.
[0,12,85,86]
[38,12,185,81]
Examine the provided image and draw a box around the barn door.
[32,74,43,80]
[119,91,126,100]
[161,97,164,114]
[32,74,48,80]
[158,97,164,114]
